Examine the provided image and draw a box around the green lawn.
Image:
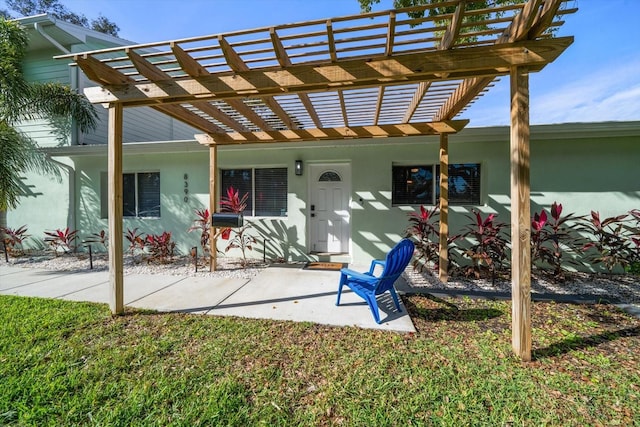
[1,294,638,426]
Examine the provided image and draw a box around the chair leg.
[389,287,402,312]
[365,294,382,324]
[336,274,346,306]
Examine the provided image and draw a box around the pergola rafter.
[58,0,577,361]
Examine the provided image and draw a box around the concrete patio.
[0,264,416,333]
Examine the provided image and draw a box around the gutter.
[33,20,71,55]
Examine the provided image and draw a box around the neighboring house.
[8,14,640,266]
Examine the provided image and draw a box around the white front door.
[309,164,351,253]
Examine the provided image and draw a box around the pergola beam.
[152,103,227,135]
[270,27,323,129]
[403,81,431,123]
[440,0,466,49]
[80,37,573,106]
[195,120,468,145]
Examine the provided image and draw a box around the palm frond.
[23,83,98,133]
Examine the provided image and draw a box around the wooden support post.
[108,104,124,314]
[510,66,532,361]
[209,144,218,272]
[439,133,449,283]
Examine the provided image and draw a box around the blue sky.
[5,0,640,127]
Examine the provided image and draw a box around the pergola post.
[438,133,449,283]
[209,144,218,272]
[510,66,532,361]
[107,104,124,314]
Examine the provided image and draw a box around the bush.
[1,225,30,255]
[124,228,145,259]
[85,230,108,251]
[44,227,77,256]
[459,210,509,281]
[144,231,176,264]
[581,211,633,273]
[530,202,583,280]
[405,205,440,271]
[188,208,210,261]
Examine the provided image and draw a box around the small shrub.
[220,186,248,241]
[125,228,145,257]
[188,208,210,260]
[1,225,30,255]
[582,211,633,273]
[627,209,640,266]
[225,225,256,268]
[404,205,459,273]
[44,227,78,256]
[460,210,509,281]
[85,230,108,251]
[405,205,440,271]
[530,202,583,280]
[219,186,257,266]
[144,231,176,264]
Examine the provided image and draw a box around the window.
[392,163,480,206]
[221,167,287,217]
[101,172,161,218]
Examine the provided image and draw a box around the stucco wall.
[8,122,639,268]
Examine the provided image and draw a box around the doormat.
[303,262,346,271]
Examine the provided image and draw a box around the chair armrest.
[340,268,376,282]
[368,259,386,275]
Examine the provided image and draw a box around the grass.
[0,295,638,426]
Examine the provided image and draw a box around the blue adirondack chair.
[336,239,415,324]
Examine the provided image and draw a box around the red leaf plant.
[1,224,30,255]
[581,210,632,273]
[44,227,78,256]
[530,202,583,281]
[188,208,211,257]
[124,228,145,257]
[144,231,176,264]
[405,205,458,272]
[460,209,509,281]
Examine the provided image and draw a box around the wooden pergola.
[58,0,576,361]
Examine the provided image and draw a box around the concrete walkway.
[0,264,416,333]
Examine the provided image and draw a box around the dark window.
[221,167,288,217]
[101,172,161,218]
[392,164,480,206]
[221,169,253,215]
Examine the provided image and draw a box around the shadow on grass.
[533,326,640,360]
[404,294,503,322]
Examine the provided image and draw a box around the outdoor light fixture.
[295,160,303,176]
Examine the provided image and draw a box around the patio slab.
[0,265,416,332]
[212,266,416,332]
[129,275,250,314]
[1,269,108,298]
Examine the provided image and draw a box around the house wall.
[5,158,75,249]
[35,122,637,267]
[16,48,73,148]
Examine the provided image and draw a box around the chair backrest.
[375,239,415,295]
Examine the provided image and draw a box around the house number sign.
[183,173,189,203]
